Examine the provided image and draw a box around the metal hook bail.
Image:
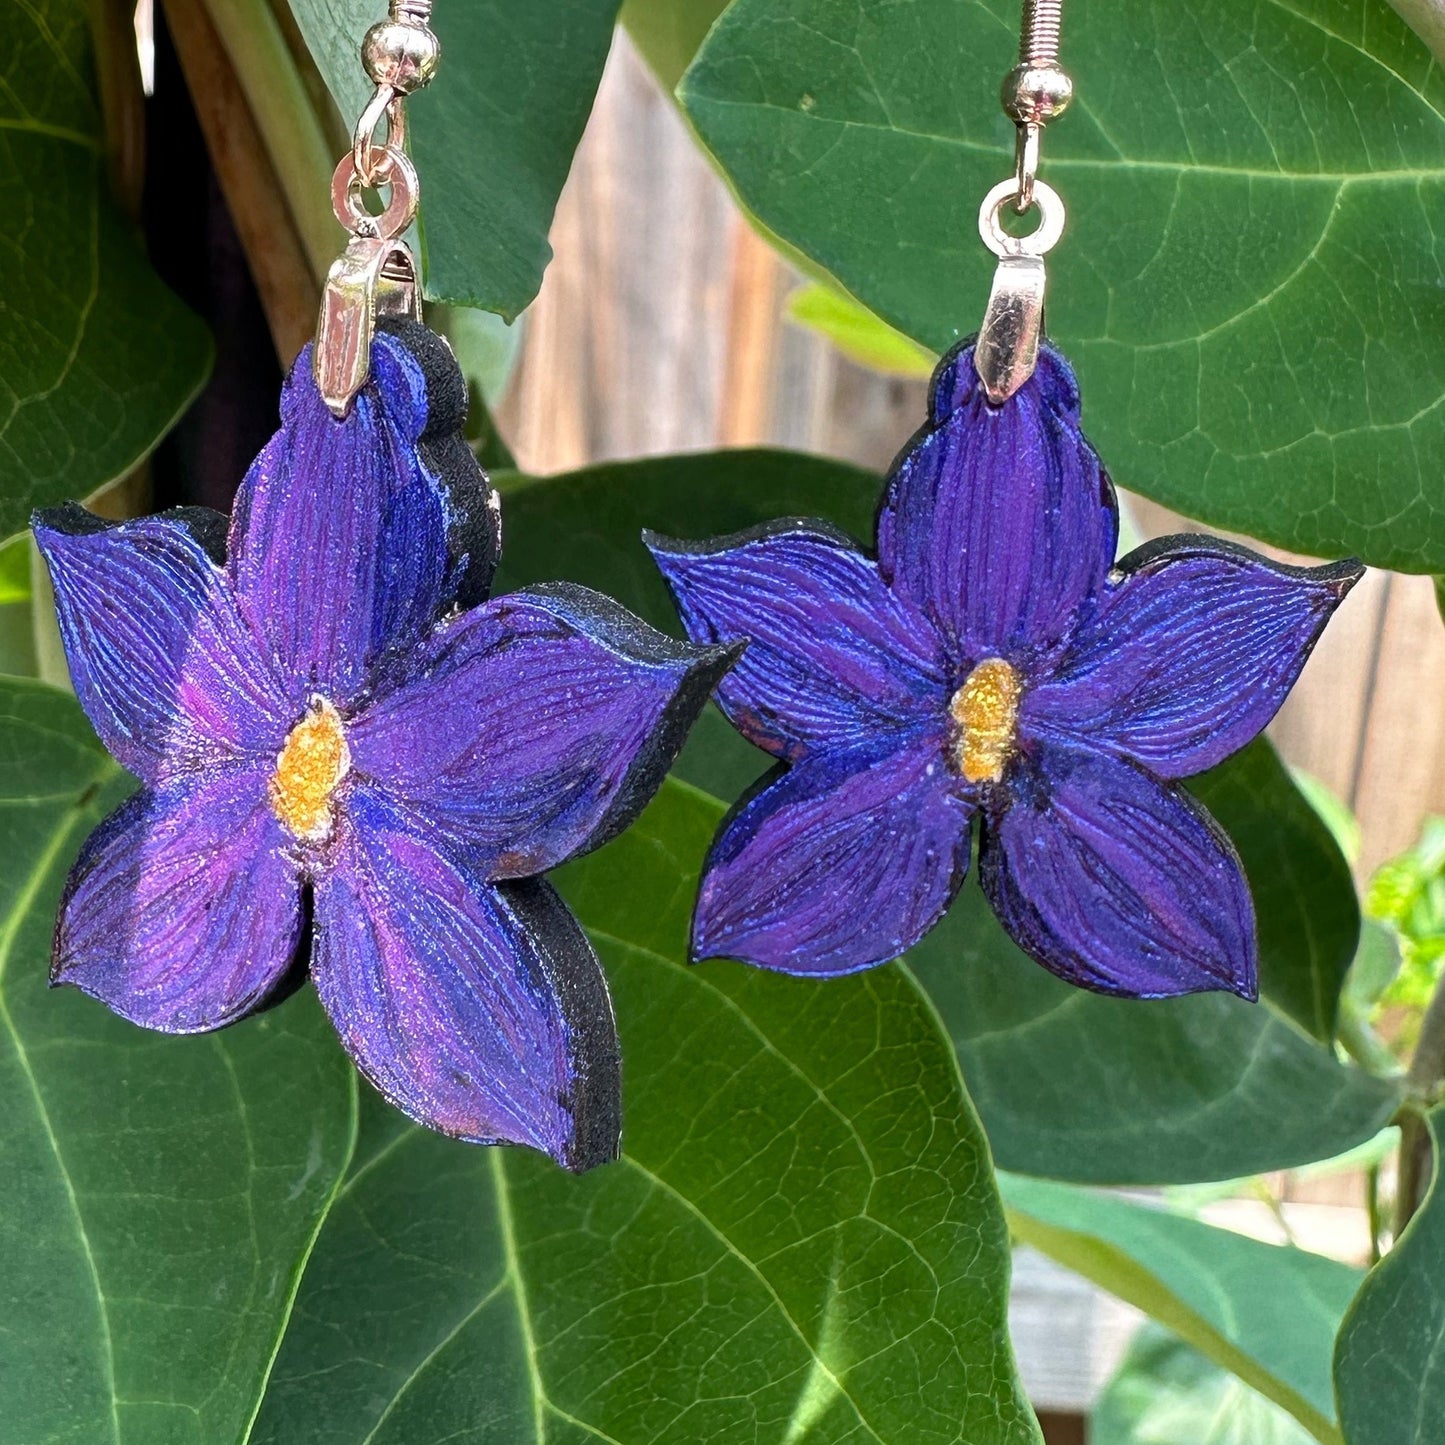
[975,0,1073,402]
[974,179,1064,406]
[314,148,422,417]
[313,0,440,417]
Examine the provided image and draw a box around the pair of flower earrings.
[34,3,1359,1172]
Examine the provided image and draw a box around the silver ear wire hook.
[974,0,1073,404]
[314,1,440,417]
[1002,0,1071,213]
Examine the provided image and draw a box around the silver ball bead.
[362,21,440,94]
[1001,63,1073,125]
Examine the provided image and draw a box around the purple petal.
[33,506,288,782]
[53,766,304,1031]
[227,324,499,707]
[876,342,1117,663]
[646,522,945,761]
[312,789,619,1171]
[1021,537,1363,778]
[694,738,971,975]
[981,746,1256,999]
[349,582,737,878]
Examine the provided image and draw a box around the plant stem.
[1396,1110,1431,1237]
[1337,995,1403,1078]
[88,0,147,219]
[161,0,323,360]
[1366,1163,1383,1265]
[1388,0,1445,65]
[193,0,339,277]
[266,0,348,152]
[1395,971,1445,1233]
[1409,969,1445,1099]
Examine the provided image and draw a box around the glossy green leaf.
[1342,921,1404,1022]
[0,602,38,679]
[621,0,730,91]
[1189,738,1359,1042]
[290,0,620,317]
[618,0,866,294]
[436,305,522,407]
[491,449,878,625]
[1334,1101,1445,1444]
[1003,1174,1358,1443]
[922,882,1399,1185]
[786,283,936,377]
[1093,1326,1316,1445]
[1,0,211,539]
[494,450,1395,1183]
[680,0,1445,573]
[0,680,358,1443]
[252,779,1042,1445]
[1291,769,1360,870]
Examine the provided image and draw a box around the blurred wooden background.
[497,34,1445,883]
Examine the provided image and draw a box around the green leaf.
[251,779,1042,1445]
[491,448,880,625]
[1188,738,1359,1042]
[618,0,871,295]
[1093,1325,1317,1445]
[435,304,522,408]
[1003,1175,1358,1444]
[0,534,33,606]
[1291,768,1360,869]
[1343,920,1404,1014]
[2,0,211,539]
[922,883,1400,1184]
[434,306,520,469]
[1334,1100,1445,1444]
[621,0,731,92]
[494,450,1397,1183]
[0,680,358,1443]
[290,0,620,317]
[679,0,1445,573]
[786,283,936,377]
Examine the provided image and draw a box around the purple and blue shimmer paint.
[36,321,736,1172]
[650,342,1361,999]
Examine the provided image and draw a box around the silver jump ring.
[978,178,1065,259]
[331,147,419,238]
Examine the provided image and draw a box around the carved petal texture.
[653,342,1360,995]
[35,322,729,1169]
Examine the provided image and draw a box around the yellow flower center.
[949,657,1022,784]
[269,697,350,842]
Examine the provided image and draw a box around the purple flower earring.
[646,13,1363,1001]
[648,343,1358,997]
[31,11,737,1172]
[38,322,732,1172]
